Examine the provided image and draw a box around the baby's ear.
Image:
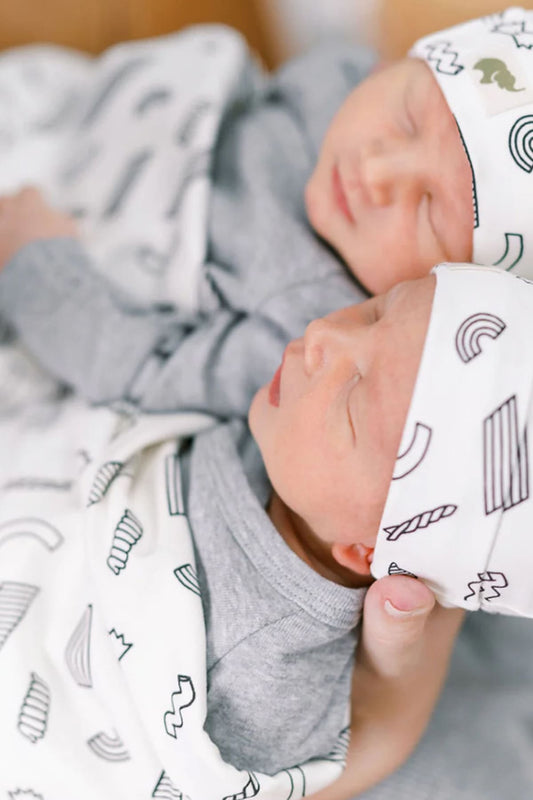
[332,543,374,576]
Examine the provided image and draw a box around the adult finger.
[359,575,441,679]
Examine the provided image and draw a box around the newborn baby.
[253,262,533,619]
[307,5,533,292]
[4,8,533,425]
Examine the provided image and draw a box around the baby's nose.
[362,145,422,207]
[303,317,349,374]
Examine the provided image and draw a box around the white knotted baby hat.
[410,7,533,278]
[371,264,533,617]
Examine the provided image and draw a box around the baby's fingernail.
[384,599,428,618]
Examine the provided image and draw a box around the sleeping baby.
[0,5,533,793]
[2,8,533,418]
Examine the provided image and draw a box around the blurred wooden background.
[2,1,533,65]
[0,0,273,62]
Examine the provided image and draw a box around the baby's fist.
[0,187,78,271]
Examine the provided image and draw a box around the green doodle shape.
[474,58,524,92]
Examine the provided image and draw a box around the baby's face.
[249,274,435,553]
[305,58,474,294]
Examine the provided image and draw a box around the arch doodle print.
[384,504,457,541]
[0,518,64,552]
[392,422,432,480]
[455,312,506,363]
[65,605,93,687]
[164,675,196,738]
[509,114,533,172]
[280,767,306,800]
[492,18,533,49]
[222,773,260,800]
[423,41,464,75]
[17,672,50,743]
[484,394,529,514]
[493,232,524,272]
[0,581,39,652]
[464,571,508,602]
[87,730,130,761]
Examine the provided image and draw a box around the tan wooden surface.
[0,0,272,62]
[378,0,533,58]
[2,0,527,71]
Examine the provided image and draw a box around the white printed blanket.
[0,27,343,800]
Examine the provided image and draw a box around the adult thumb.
[359,575,436,679]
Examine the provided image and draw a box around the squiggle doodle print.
[464,571,509,602]
[164,675,196,738]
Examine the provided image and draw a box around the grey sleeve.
[0,238,287,416]
[0,238,196,408]
[0,237,365,417]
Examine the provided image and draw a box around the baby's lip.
[268,364,282,407]
[332,164,355,224]
[268,347,288,407]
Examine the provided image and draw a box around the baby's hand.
[0,187,78,271]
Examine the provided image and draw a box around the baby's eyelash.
[403,109,416,137]
[346,374,361,443]
[402,93,417,137]
[421,192,437,237]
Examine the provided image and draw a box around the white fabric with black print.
[0,28,345,798]
[372,264,533,616]
[411,6,533,278]
[0,398,343,798]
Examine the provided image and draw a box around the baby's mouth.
[332,164,355,224]
[268,364,282,407]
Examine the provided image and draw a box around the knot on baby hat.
[410,7,533,279]
[371,264,533,617]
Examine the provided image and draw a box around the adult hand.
[0,186,78,271]
[309,575,464,800]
